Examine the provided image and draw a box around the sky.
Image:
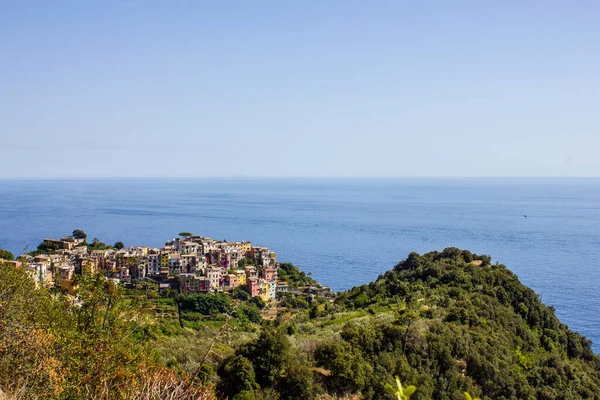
[0,1,599,178]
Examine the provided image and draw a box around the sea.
[0,178,599,351]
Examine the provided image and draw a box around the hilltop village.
[12,230,331,302]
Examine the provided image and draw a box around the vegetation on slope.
[2,247,600,400]
[0,261,213,400]
[0,249,14,260]
[216,248,600,400]
[277,262,320,288]
[320,248,600,399]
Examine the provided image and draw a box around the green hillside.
[219,248,600,399]
[325,248,600,399]
[2,248,599,400]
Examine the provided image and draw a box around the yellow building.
[240,241,252,256]
[260,281,270,302]
[235,270,247,286]
[230,241,252,256]
[160,252,169,267]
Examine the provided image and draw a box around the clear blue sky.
[1,1,599,178]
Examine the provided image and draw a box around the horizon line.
[1,176,600,181]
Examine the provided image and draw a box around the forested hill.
[325,248,600,399]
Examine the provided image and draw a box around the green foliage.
[179,293,233,316]
[88,237,112,251]
[0,249,14,260]
[286,322,297,335]
[0,260,67,396]
[0,261,210,399]
[249,295,266,310]
[232,390,256,400]
[219,355,259,398]
[309,302,329,319]
[6,244,600,400]
[231,286,251,301]
[37,241,59,253]
[314,340,373,394]
[322,248,600,399]
[217,247,600,399]
[278,362,315,400]
[238,257,255,267]
[236,303,263,324]
[72,229,87,239]
[279,293,310,309]
[385,377,416,400]
[237,328,291,387]
[277,262,318,287]
[179,232,193,237]
[114,241,125,250]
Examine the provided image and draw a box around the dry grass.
[1,371,216,400]
[90,370,216,400]
[0,386,29,400]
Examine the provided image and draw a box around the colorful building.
[260,280,271,302]
[234,269,246,286]
[247,278,260,297]
[224,273,239,289]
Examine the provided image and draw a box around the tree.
[0,260,66,396]
[179,232,193,238]
[241,328,291,387]
[250,296,266,310]
[88,238,110,251]
[0,249,14,261]
[236,304,262,324]
[231,286,251,301]
[238,258,255,267]
[37,241,59,253]
[277,262,317,287]
[0,261,212,399]
[315,341,373,393]
[72,229,87,240]
[178,293,233,315]
[233,391,256,400]
[114,241,125,250]
[278,362,315,400]
[219,355,259,398]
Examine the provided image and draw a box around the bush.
[237,303,263,324]
[0,249,14,260]
[239,328,291,387]
[219,355,258,398]
[0,261,213,399]
[250,296,266,310]
[179,294,233,315]
[231,287,251,301]
[72,229,87,239]
[278,362,315,400]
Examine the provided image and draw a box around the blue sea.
[1,178,599,351]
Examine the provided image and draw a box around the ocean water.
[1,178,599,350]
